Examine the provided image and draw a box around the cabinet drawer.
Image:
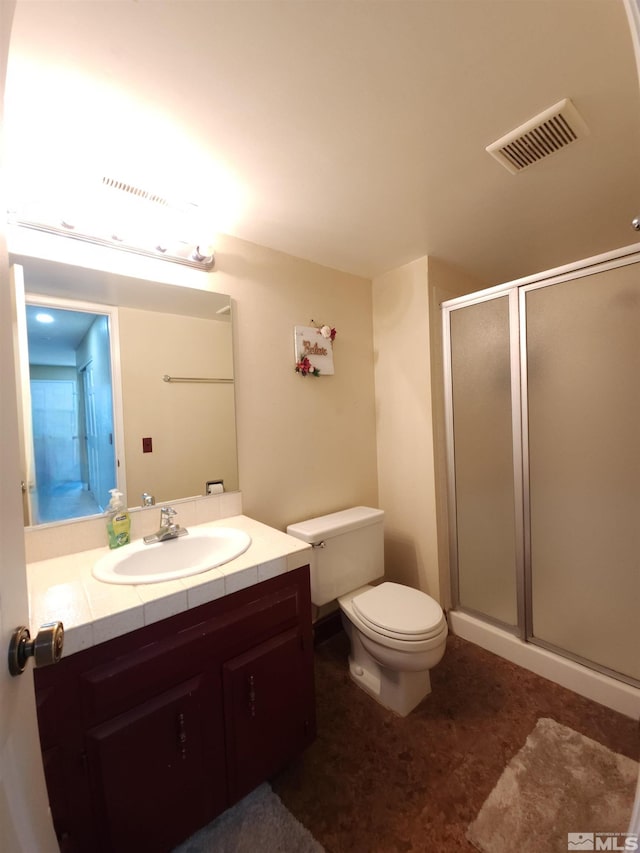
[212,583,302,656]
[78,581,304,724]
[79,624,212,724]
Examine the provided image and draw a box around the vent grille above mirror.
[486,98,590,174]
[101,176,170,209]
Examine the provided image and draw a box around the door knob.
[8,621,64,676]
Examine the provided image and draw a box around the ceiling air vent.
[486,98,590,174]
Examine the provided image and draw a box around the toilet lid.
[352,582,445,640]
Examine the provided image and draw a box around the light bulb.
[192,242,215,263]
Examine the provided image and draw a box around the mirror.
[25,300,118,524]
[12,253,239,527]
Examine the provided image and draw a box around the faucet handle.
[160,506,177,525]
[141,492,155,507]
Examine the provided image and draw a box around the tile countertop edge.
[27,515,312,657]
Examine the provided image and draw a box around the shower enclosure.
[442,245,640,691]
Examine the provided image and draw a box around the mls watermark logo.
[568,832,639,851]
[568,835,595,851]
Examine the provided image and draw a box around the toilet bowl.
[339,583,448,716]
[286,506,448,717]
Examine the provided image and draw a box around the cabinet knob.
[248,674,256,718]
[177,712,187,760]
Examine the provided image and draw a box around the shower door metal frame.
[443,242,640,684]
[442,286,526,638]
[518,248,640,688]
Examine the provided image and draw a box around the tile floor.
[37,480,101,523]
[273,631,639,853]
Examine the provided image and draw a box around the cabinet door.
[85,675,224,853]
[223,627,315,802]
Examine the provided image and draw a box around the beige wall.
[118,307,238,504]
[427,257,487,607]
[372,257,433,594]
[372,255,484,605]
[212,234,379,530]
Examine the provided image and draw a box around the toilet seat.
[352,582,446,642]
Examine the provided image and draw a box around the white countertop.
[28,515,312,657]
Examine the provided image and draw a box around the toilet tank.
[287,507,384,606]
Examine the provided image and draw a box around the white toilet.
[287,506,448,716]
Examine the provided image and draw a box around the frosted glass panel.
[526,266,640,680]
[450,297,518,625]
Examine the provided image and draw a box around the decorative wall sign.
[294,322,336,376]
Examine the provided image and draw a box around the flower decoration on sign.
[294,320,337,377]
[314,320,337,342]
[295,356,320,376]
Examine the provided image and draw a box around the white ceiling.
[25,304,97,366]
[6,0,640,286]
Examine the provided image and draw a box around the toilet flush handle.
[311,540,326,549]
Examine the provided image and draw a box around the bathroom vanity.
[29,515,316,853]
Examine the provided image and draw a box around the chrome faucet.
[143,506,188,544]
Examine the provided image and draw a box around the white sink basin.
[92,527,252,585]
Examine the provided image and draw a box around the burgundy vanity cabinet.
[33,566,316,853]
[223,625,313,802]
[84,674,222,853]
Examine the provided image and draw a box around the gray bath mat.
[173,783,324,853]
[467,717,638,853]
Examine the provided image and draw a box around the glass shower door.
[447,293,521,627]
[524,264,640,682]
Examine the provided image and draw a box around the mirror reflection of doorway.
[26,304,117,523]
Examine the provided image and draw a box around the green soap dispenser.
[106,489,131,549]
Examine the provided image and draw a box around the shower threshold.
[449,610,640,720]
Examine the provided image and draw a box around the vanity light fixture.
[10,217,216,270]
[9,175,217,270]
[192,243,215,264]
